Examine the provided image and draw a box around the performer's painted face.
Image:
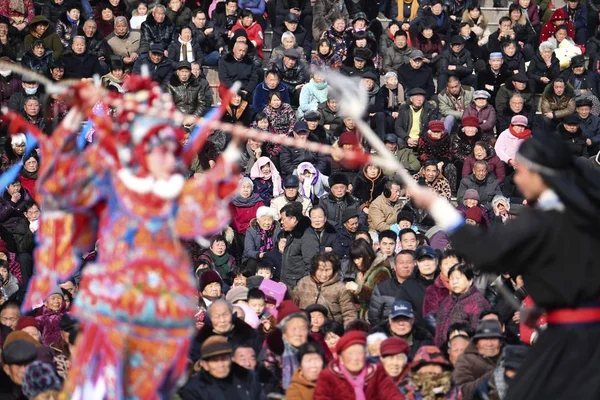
[146,142,177,180]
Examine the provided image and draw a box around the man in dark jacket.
[62,36,105,79]
[476,52,512,105]
[333,208,359,261]
[0,336,38,400]
[362,71,386,139]
[576,98,600,155]
[273,13,311,58]
[280,202,319,288]
[272,48,309,105]
[340,48,377,78]
[560,54,600,98]
[556,114,588,157]
[437,35,475,89]
[132,44,173,89]
[487,17,516,54]
[218,41,259,96]
[213,0,240,43]
[307,206,338,252]
[495,73,535,114]
[305,111,331,145]
[382,30,413,73]
[139,5,176,54]
[562,0,588,44]
[189,9,225,66]
[279,122,328,176]
[181,335,266,400]
[318,173,361,231]
[397,50,436,100]
[0,179,32,232]
[394,88,439,147]
[251,70,291,115]
[0,64,21,109]
[318,95,343,137]
[167,61,212,119]
[457,161,502,206]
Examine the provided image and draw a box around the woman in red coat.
[423,250,461,332]
[19,154,38,199]
[314,331,405,400]
[539,8,575,43]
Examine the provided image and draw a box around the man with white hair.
[105,17,142,68]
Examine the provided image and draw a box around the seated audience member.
[104,17,141,70]
[422,251,461,329]
[496,93,536,134]
[477,52,511,105]
[298,72,328,120]
[189,10,224,67]
[218,41,260,97]
[167,26,204,65]
[462,90,496,142]
[495,73,535,118]
[556,114,588,157]
[438,76,474,134]
[352,164,387,214]
[23,15,63,59]
[270,175,312,220]
[418,121,457,192]
[56,2,82,49]
[20,40,55,76]
[270,30,306,68]
[539,8,574,43]
[457,160,502,206]
[539,78,576,131]
[139,4,176,54]
[561,54,600,102]
[368,180,404,233]
[395,88,439,148]
[383,134,421,175]
[167,61,212,119]
[318,173,360,231]
[462,142,505,184]
[397,50,436,100]
[411,23,443,69]
[62,36,105,79]
[280,122,328,176]
[401,346,461,399]
[272,48,310,105]
[495,115,532,168]
[232,10,264,59]
[561,0,587,44]
[132,43,173,89]
[382,30,413,74]
[527,41,560,94]
[263,91,296,136]
[311,38,343,71]
[413,161,452,200]
[437,36,475,89]
[252,70,291,116]
[575,98,600,155]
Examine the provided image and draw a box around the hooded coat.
[539,8,575,43]
[24,15,64,58]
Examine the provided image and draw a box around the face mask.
[0,70,11,77]
[24,87,38,95]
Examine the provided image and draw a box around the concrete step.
[481,7,509,22]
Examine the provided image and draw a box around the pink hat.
[511,115,528,127]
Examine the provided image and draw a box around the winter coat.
[34,305,64,346]
[382,44,414,74]
[556,123,588,157]
[166,6,193,30]
[196,250,237,283]
[412,32,444,61]
[191,317,263,362]
[281,217,320,288]
[494,75,535,111]
[251,81,291,115]
[476,65,512,105]
[286,367,316,400]
[321,26,348,60]
[232,21,264,59]
[270,45,306,68]
[462,103,496,141]
[311,51,343,71]
[312,0,349,42]
[539,8,575,43]
[0,75,21,109]
[132,54,173,89]
[526,53,560,88]
[270,194,312,220]
[372,319,434,359]
[354,254,393,320]
[314,359,404,400]
[273,25,310,59]
[0,188,31,231]
[560,68,600,97]
[434,285,491,346]
[263,104,297,136]
[423,275,450,324]
[272,57,310,87]
[494,128,528,164]
[395,147,422,175]
[218,52,260,93]
[223,100,252,125]
[462,10,491,46]
[394,101,439,141]
[397,63,436,100]
[1,273,19,299]
[438,48,474,78]
[229,195,264,234]
[368,194,404,233]
[61,50,103,79]
[318,192,361,231]
[280,146,328,176]
[24,17,64,58]
[495,103,535,134]
[452,342,498,400]
[415,8,454,42]
[462,151,505,184]
[540,82,576,119]
[180,363,265,400]
[167,38,204,65]
[243,219,281,262]
[457,174,502,205]
[42,0,67,26]
[418,133,453,164]
[562,4,587,32]
[20,49,55,76]
[318,101,343,136]
[438,86,475,120]
[55,12,80,48]
[139,12,176,54]
[352,167,387,209]
[298,79,329,119]
[368,277,427,327]
[579,114,600,145]
[104,30,142,60]
[293,273,357,326]
[167,75,212,117]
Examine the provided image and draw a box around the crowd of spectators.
[0,0,599,398]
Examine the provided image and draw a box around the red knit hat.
[338,131,360,147]
[276,300,304,324]
[380,337,410,357]
[335,330,367,354]
[465,206,483,224]
[462,116,479,128]
[428,120,445,132]
[16,317,39,331]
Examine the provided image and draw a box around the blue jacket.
[251,81,291,115]
[132,54,173,89]
[562,4,587,31]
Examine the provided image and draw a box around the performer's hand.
[521,306,544,328]
[406,184,439,210]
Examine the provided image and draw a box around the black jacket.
[190,21,225,54]
[438,47,474,78]
[20,49,55,75]
[394,101,439,141]
[560,68,600,97]
[139,12,176,54]
[166,6,193,30]
[526,53,560,87]
[0,187,31,231]
[397,63,436,100]
[179,361,266,400]
[61,51,104,79]
[167,75,212,116]
[132,54,173,89]
[306,223,338,252]
[167,38,205,65]
[279,145,328,176]
[191,318,262,363]
[496,103,535,134]
[318,192,361,231]
[556,123,588,157]
[218,53,260,93]
[476,65,512,104]
[372,319,434,359]
[272,57,310,87]
[333,227,354,260]
[212,7,240,40]
[41,0,66,26]
[275,0,312,24]
[273,22,310,59]
[281,217,320,288]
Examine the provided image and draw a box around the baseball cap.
[389,300,414,319]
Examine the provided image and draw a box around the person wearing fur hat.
[494,115,531,168]
[313,330,404,400]
[400,345,461,399]
[243,206,281,263]
[318,172,361,231]
[197,269,224,310]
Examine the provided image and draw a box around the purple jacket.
[463,103,496,140]
[434,285,490,346]
[423,275,450,318]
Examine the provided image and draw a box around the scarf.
[439,273,451,290]
[298,161,318,201]
[339,362,367,400]
[386,86,399,109]
[232,192,261,207]
[411,371,453,400]
[9,0,26,14]
[20,167,38,180]
[179,37,194,62]
[250,157,282,197]
[282,340,299,390]
[209,250,231,278]
[66,13,78,26]
[397,0,419,22]
[258,224,275,253]
[509,125,532,139]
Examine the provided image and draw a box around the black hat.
[576,98,593,107]
[503,345,528,371]
[563,114,581,125]
[246,275,264,290]
[2,340,38,365]
[305,304,329,318]
[293,121,309,133]
[342,207,360,223]
[571,54,585,67]
[285,12,300,22]
[304,110,321,121]
[66,2,82,11]
[450,35,464,45]
[150,43,164,53]
[362,71,379,81]
[415,245,436,260]
[328,172,349,187]
[511,73,528,83]
[283,48,300,59]
[353,47,372,62]
[59,314,77,332]
[473,319,504,340]
[175,60,192,70]
[198,270,223,292]
[407,88,427,97]
[352,12,369,24]
[283,174,300,188]
[384,134,398,144]
[109,58,124,71]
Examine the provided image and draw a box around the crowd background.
[0,0,599,398]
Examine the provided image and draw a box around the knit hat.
[462,116,480,128]
[510,115,528,127]
[380,337,410,357]
[225,286,248,304]
[411,346,452,371]
[328,172,349,187]
[465,206,483,224]
[336,331,367,354]
[22,361,62,398]
[16,317,39,331]
[277,300,306,324]
[428,120,445,132]
[338,131,359,147]
[341,207,359,223]
[201,336,233,360]
[198,270,223,293]
[463,189,480,201]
